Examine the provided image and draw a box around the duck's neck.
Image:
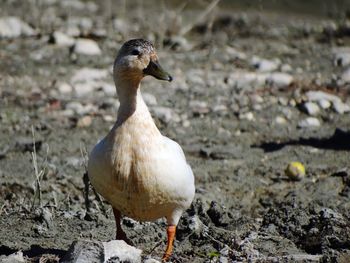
[115,79,149,126]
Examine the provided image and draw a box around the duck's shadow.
[253,128,350,152]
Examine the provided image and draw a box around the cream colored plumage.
[87,39,195,261]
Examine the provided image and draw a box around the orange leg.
[162,225,176,262]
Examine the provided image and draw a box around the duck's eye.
[131,49,140,56]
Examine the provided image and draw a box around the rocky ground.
[1,0,350,262]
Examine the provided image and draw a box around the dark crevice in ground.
[253,128,350,152]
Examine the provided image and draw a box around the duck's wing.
[162,136,187,161]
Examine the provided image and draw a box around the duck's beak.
[143,58,173,82]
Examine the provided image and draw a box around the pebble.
[58,82,73,94]
[0,251,25,263]
[302,102,320,116]
[281,64,292,72]
[71,68,108,84]
[275,116,287,124]
[305,91,341,103]
[318,99,331,109]
[61,240,142,263]
[298,117,321,128]
[101,82,115,95]
[189,100,210,115]
[341,67,350,83]
[51,31,75,47]
[251,56,280,72]
[77,115,92,127]
[333,47,350,67]
[0,16,36,38]
[239,111,254,121]
[143,92,158,106]
[73,83,95,97]
[266,72,293,87]
[103,115,114,122]
[152,107,178,123]
[65,102,97,115]
[333,100,350,114]
[73,38,101,55]
[225,46,247,60]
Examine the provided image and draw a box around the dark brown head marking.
[117,39,154,59]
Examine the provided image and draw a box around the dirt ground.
[1,0,350,262]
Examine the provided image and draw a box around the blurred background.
[1,0,350,262]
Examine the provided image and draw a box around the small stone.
[144,258,161,263]
[73,83,95,97]
[302,102,320,116]
[341,68,350,83]
[152,107,174,123]
[0,16,36,38]
[101,82,115,95]
[71,68,108,84]
[143,93,158,106]
[103,115,114,122]
[251,56,280,72]
[190,100,209,115]
[51,31,75,47]
[103,240,142,263]
[333,100,350,114]
[333,47,350,67]
[305,91,341,103]
[267,72,293,87]
[58,82,73,94]
[298,117,321,128]
[77,116,92,127]
[318,99,331,109]
[1,251,25,263]
[275,116,287,124]
[74,38,101,55]
[239,112,254,121]
[281,64,292,72]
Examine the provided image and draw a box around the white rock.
[143,92,158,106]
[333,100,350,114]
[143,259,161,263]
[281,64,292,72]
[77,115,92,127]
[103,240,141,263]
[303,102,320,116]
[73,83,95,97]
[1,251,25,263]
[239,112,254,121]
[267,72,293,87]
[65,102,97,115]
[101,82,115,95]
[298,117,321,128]
[318,99,331,109]
[52,31,75,47]
[251,56,280,72]
[74,38,101,55]
[152,107,178,123]
[58,82,73,94]
[189,100,209,114]
[225,46,247,60]
[305,91,341,104]
[71,68,108,84]
[333,47,350,67]
[275,116,287,124]
[228,71,267,89]
[0,16,36,38]
[341,67,350,83]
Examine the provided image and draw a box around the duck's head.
[114,39,172,84]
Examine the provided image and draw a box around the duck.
[87,39,195,261]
